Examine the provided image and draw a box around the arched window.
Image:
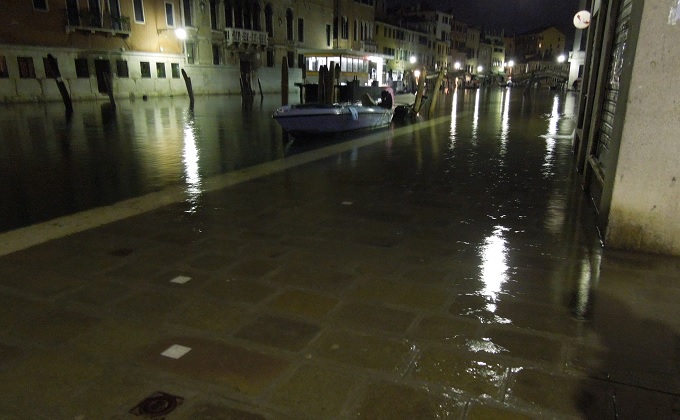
[234,0,243,28]
[264,4,273,37]
[224,0,233,27]
[286,8,293,41]
[243,0,252,29]
[252,1,261,31]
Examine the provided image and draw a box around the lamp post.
[506,59,514,80]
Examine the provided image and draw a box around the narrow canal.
[0,89,577,234]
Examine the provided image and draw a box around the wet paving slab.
[0,90,679,418]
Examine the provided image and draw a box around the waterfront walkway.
[0,91,679,418]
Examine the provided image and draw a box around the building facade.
[0,0,351,102]
[573,0,680,255]
[514,26,566,61]
[374,20,430,91]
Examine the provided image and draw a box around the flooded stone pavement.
[0,89,679,418]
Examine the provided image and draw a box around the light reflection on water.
[471,89,481,146]
[500,88,511,157]
[479,225,510,312]
[0,90,581,241]
[438,88,581,326]
[543,95,560,177]
[182,110,201,213]
[0,95,291,233]
[449,89,458,149]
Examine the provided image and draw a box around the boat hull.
[273,104,393,136]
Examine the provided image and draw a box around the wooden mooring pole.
[103,71,116,108]
[281,57,289,106]
[46,54,73,114]
[413,69,427,114]
[181,69,195,108]
[429,69,446,115]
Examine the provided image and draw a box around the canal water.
[0,89,577,235]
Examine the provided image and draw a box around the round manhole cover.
[130,392,183,417]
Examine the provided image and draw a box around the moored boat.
[273,91,394,136]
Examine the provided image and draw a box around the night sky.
[388,0,583,46]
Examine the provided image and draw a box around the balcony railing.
[65,9,131,37]
[224,28,268,47]
[360,40,377,53]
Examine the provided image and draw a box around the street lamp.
[409,56,416,64]
[477,65,483,73]
[454,61,461,70]
[557,54,566,63]
[506,60,514,77]
[174,28,188,40]
[158,27,188,40]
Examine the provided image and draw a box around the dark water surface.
[0,89,577,234]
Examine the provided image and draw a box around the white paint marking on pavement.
[170,276,192,284]
[161,344,192,359]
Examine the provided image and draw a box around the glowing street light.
[409,56,417,64]
[507,60,514,67]
[454,61,461,70]
[574,10,591,29]
[557,54,566,63]
[477,65,483,73]
[175,28,188,40]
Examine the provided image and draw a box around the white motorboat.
[273,92,394,136]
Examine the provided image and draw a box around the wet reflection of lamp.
[480,226,510,313]
[182,113,202,212]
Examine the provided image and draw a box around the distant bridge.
[510,67,569,87]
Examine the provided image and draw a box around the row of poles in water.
[279,56,448,116]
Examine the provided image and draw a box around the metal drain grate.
[130,392,184,418]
